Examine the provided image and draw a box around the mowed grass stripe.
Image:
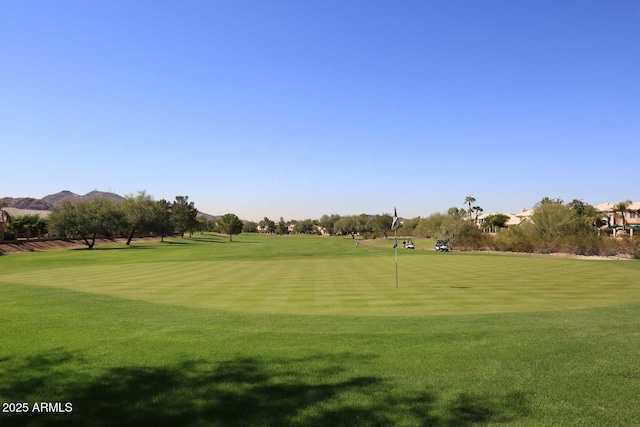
[2,235,639,315]
[5,257,639,315]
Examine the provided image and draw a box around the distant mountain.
[2,191,219,219]
[82,191,124,204]
[197,212,221,221]
[41,190,123,208]
[0,197,52,210]
[41,190,80,207]
[2,190,124,210]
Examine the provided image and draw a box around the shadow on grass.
[188,236,260,244]
[185,236,226,244]
[160,241,194,245]
[87,246,155,251]
[0,350,530,426]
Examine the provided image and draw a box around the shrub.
[493,224,536,253]
[454,233,493,251]
[598,238,625,257]
[560,235,600,256]
[620,237,640,259]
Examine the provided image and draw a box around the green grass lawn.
[1,233,639,426]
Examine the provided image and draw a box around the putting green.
[2,234,638,315]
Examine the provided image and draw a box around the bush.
[490,229,640,258]
[597,238,625,257]
[559,235,600,256]
[454,233,493,251]
[620,237,640,259]
[493,225,536,253]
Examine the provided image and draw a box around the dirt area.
[0,237,155,254]
[533,251,633,261]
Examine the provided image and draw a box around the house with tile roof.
[595,201,640,236]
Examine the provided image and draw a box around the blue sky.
[2,1,638,221]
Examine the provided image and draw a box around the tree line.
[243,213,396,238]
[398,197,640,259]
[1,195,397,247]
[3,194,638,257]
[0,192,245,248]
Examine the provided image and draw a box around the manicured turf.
[2,234,639,316]
[1,234,639,426]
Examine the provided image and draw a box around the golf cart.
[406,240,415,249]
[435,240,449,252]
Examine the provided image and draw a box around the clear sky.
[2,1,638,221]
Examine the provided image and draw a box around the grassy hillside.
[1,234,639,425]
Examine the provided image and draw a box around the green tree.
[613,200,633,230]
[293,219,316,234]
[354,214,373,233]
[416,211,480,244]
[482,214,510,232]
[372,214,393,238]
[332,215,371,235]
[196,217,209,234]
[567,200,603,230]
[566,199,588,216]
[531,199,571,240]
[8,214,47,240]
[415,213,447,238]
[464,196,476,220]
[151,200,173,242]
[48,197,124,249]
[319,214,341,236]
[334,216,356,235]
[447,207,466,219]
[472,206,483,225]
[397,217,419,235]
[0,201,11,242]
[121,190,156,245]
[259,217,276,234]
[539,196,564,205]
[218,213,243,241]
[172,196,198,238]
[243,220,258,233]
[531,198,597,240]
[276,217,288,235]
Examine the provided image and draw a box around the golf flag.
[392,207,399,288]
[391,208,399,231]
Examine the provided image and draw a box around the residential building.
[595,201,640,236]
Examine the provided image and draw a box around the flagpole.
[392,207,399,288]
[394,228,398,288]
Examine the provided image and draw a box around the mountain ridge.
[1,191,123,210]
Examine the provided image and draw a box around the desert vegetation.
[396,198,640,259]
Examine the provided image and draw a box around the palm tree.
[591,210,608,235]
[0,201,10,242]
[613,200,632,230]
[472,206,483,226]
[464,196,476,220]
